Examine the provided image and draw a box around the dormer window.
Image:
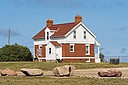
[84,31,86,39]
[73,31,76,39]
[47,32,49,40]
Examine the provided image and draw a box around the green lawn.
[0,62,128,85]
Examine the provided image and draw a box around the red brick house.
[32,15,100,63]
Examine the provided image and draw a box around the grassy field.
[0,62,128,71]
[0,76,128,85]
[0,62,128,85]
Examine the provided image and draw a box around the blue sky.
[0,0,128,58]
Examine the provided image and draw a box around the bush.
[100,53,104,62]
[0,43,33,61]
[110,58,120,64]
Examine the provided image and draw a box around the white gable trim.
[95,40,101,46]
[62,57,95,59]
[45,27,50,32]
[65,22,96,38]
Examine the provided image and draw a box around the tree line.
[0,43,33,61]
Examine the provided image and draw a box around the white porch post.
[95,46,100,63]
[97,46,100,59]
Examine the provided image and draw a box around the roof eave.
[51,35,65,38]
[33,37,45,39]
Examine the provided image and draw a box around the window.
[86,44,90,55]
[38,45,42,56]
[39,45,42,49]
[86,58,90,62]
[84,31,86,39]
[49,48,51,54]
[38,59,42,62]
[70,44,74,52]
[73,31,76,39]
[47,32,49,40]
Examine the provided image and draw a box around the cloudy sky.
[0,0,128,58]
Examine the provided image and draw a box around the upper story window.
[86,44,90,55]
[73,31,76,39]
[47,32,49,40]
[70,44,74,52]
[84,31,86,39]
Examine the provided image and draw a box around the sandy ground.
[43,67,128,78]
[74,67,128,78]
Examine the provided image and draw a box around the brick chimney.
[46,19,53,27]
[75,15,82,24]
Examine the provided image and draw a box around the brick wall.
[34,45,46,58]
[62,43,94,57]
[34,45,38,57]
[63,58,95,63]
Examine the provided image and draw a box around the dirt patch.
[74,67,128,78]
[42,67,128,78]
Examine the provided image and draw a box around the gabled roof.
[32,22,77,39]
[50,41,62,47]
[32,27,46,39]
[51,22,76,37]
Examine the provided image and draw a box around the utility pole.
[8,29,10,45]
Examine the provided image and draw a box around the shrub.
[110,58,120,64]
[0,43,33,61]
[100,53,104,62]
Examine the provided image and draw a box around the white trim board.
[38,58,46,59]
[62,57,95,59]
[59,41,94,44]
[65,22,96,38]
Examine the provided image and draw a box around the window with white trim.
[70,44,74,52]
[47,32,49,40]
[49,48,51,54]
[73,30,76,39]
[84,31,86,39]
[86,58,90,62]
[39,45,42,49]
[38,45,42,56]
[86,44,90,55]
[38,59,42,62]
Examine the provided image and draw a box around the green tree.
[0,43,33,61]
[100,53,104,62]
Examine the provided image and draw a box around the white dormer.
[45,27,50,41]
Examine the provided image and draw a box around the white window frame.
[84,31,86,39]
[47,32,49,40]
[39,45,42,49]
[86,58,90,62]
[86,44,90,55]
[73,30,76,39]
[49,48,51,54]
[38,45,42,56]
[70,44,74,52]
[38,59,42,62]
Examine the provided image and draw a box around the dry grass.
[0,62,128,85]
[0,76,128,85]
[0,62,128,71]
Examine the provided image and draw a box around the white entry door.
[47,47,55,60]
